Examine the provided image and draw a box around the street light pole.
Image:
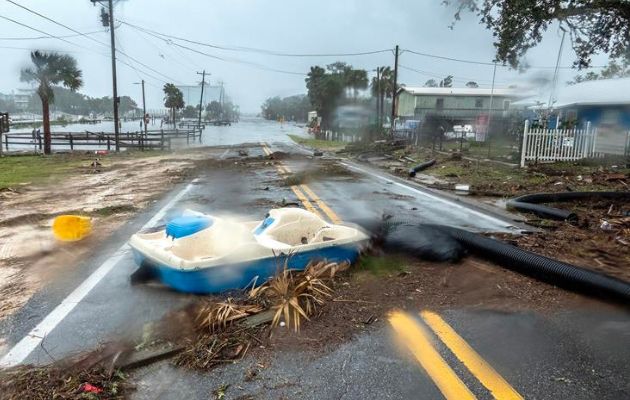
[376,67,381,128]
[196,70,207,130]
[134,80,147,136]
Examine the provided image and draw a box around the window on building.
[436,98,444,110]
[475,98,483,108]
[503,100,511,110]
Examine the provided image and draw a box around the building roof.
[400,86,519,97]
[517,77,630,109]
[555,78,630,107]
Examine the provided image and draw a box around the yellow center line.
[289,185,322,218]
[421,311,524,400]
[389,311,477,400]
[299,184,341,224]
[261,143,336,222]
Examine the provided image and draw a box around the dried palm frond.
[304,260,350,280]
[249,262,334,332]
[196,299,263,333]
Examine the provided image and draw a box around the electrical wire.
[0,29,108,41]
[4,0,183,84]
[402,48,605,70]
[0,14,89,49]
[399,64,508,86]
[119,20,392,58]
[122,22,306,76]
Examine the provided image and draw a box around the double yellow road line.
[390,311,523,400]
[261,143,340,224]
[260,143,522,399]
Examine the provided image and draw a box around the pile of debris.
[0,261,350,399]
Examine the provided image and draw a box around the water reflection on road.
[10,117,308,149]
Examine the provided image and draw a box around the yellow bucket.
[52,215,92,242]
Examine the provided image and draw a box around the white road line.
[219,148,230,159]
[0,180,197,368]
[340,162,514,229]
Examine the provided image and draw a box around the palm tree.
[20,51,82,155]
[163,83,184,127]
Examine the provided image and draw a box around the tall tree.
[569,58,630,84]
[206,100,222,120]
[424,79,439,87]
[440,75,454,87]
[346,69,368,99]
[182,105,199,118]
[447,0,630,68]
[20,51,82,154]
[371,66,394,123]
[163,83,184,126]
[466,81,479,88]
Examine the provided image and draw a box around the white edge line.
[0,180,197,368]
[340,162,514,229]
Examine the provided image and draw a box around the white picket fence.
[520,121,601,167]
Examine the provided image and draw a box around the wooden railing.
[3,128,202,152]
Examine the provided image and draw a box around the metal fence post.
[69,134,73,151]
[520,120,530,167]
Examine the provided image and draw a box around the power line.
[5,0,111,48]
[0,45,78,52]
[399,64,508,86]
[0,29,108,41]
[4,0,183,84]
[0,12,172,91]
[402,48,605,70]
[122,22,306,76]
[129,26,199,73]
[0,14,88,49]
[119,20,392,58]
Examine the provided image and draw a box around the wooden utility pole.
[486,62,497,157]
[91,0,120,151]
[376,67,381,128]
[391,45,399,132]
[196,70,207,129]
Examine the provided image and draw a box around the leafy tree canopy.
[424,79,439,87]
[305,62,369,127]
[163,83,184,110]
[569,58,630,84]
[261,94,311,121]
[466,81,479,88]
[447,0,630,68]
[439,75,454,87]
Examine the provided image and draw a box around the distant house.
[521,78,630,131]
[0,89,34,110]
[395,86,524,137]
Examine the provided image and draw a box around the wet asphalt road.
[1,123,629,399]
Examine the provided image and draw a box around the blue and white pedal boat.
[129,208,369,294]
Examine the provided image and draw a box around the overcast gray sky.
[0,0,609,113]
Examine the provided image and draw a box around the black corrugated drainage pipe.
[408,159,436,177]
[428,224,630,303]
[507,191,630,223]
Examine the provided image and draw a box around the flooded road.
[9,117,307,150]
[1,122,628,399]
